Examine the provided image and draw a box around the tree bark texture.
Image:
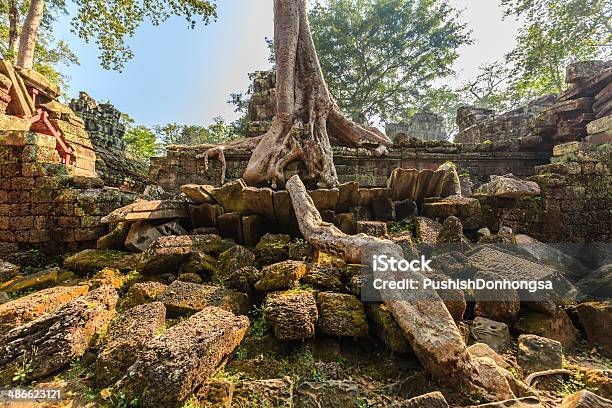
[199,0,391,190]
[8,0,20,54]
[16,0,44,69]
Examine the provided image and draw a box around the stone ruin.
[0,60,611,407]
[69,92,148,191]
[0,61,143,254]
[386,111,448,142]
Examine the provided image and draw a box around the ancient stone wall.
[0,125,133,255]
[246,71,276,137]
[150,140,550,192]
[499,141,612,243]
[69,92,148,192]
[386,111,447,141]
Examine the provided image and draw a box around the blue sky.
[54,0,520,128]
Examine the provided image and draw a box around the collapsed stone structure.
[0,60,611,407]
[69,92,148,191]
[386,111,448,141]
[0,62,136,254]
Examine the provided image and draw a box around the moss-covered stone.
[254,260,307,292]
[255,233,291,265]
[265,290,318,341]
[316,292,369,337]
[63,249,138,275]
[366,303,411,353]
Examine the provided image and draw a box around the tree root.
[286,174,515,402]
[524,369,572,387]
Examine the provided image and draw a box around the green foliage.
[309,0,471,124]
[0,0,78,90]
[156,117,239,148]
[124,125,160,160]
[70,0,217,70]
[12,346,36,384]
[501,0,611,98]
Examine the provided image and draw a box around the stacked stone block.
[0,74,11,115]
[500,141,612,243]
[386,111,447,141]
[0,127,132,254]
[69,92,148,192]
[247,71,276,137]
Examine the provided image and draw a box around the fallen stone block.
[157,280,249,316]
[64,249,139,275]
[180,184,215,204]
[560,390,612,407]
[243,186,275,220]
[477,175,541,199]
[517,334,563,375]
[470,317,511,353]
[95,302,166,387]
[296,380,360,408]
[398,391,449,407]
[467,343,512,370]
[422,196,483,229]
[356,221,387,237]
[389,168,419,201]
[242,214,267,246]
[372,196,395,221]
[414,216,442,244]
[197,379,234,407]
[265,290,317,341]
[309,188,339,212]
[255,233,290,264]
[233,377,294,407]
[210,179,249,213]
[514,309,578,348]
[121,281,167,309]
[122,306,249,408]
[189,203,224,228]
[137,234,222,275]
[0,286,117,381]
[254,260,307,292]
[336,181,358,212]
[217,212,243,243]
[101,200,189,223]
[577,301,612,357]
[218,245,255,277]
[334,213,356,235]
[0,285,88,333]
[316,292,368,337]
[97,222,131,250]
[0,267,59,293]
[366,303,411,353]
[394,199,418,221]
[0,260,19,283]
[125,221,163,252]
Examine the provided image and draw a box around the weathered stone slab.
[470,317,511,353]
[0,285,88,333]
[189,203,224,228]
[356,220,388,237]
[514,309,578,347]
[577,301,612,357]
[121,281,167,309]
[586,115,612,135]
[95,302,166,387]
[233,377,294,407]
[122,307,249,408]
[0,286,117,381]
[467,397,544,407]
[477,175,541,198]
[366,303,411,353]
[517,334,563,374]
[0,267,59,293]
[296,381,360,408]
[265,290,317,341]
[255,260,307,292]
[101,200,189,223]
[565,60,612,84]
[560,390,612,408]
[64,249,139,275]
[137,234,221,275]
[217,212,243,243]
[309,188,339,212]
[316,292,368,337]
[389,168,419,201]
[243,186,275,220]
[0,260,20,283]
[336,181,358,212]
[558,68,612,101]
[210,179,249,213]
[157,280,249,316]
[422,196,482,229]
[97,222,131,250]
[398,391,449,407]
[125,221,163,252]
[255,233,291,264]
[180,184,215,204]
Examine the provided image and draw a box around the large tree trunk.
[8,0,20,55]
[242,0,391,189]
[16,0,44,69]
[286,174,516,402]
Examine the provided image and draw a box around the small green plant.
[357,397,370,408]
[558,370,592,396]
[249,306,268,340]
[12,347,37,384]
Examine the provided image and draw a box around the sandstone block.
[316,292,368,337]
[265,290,318,341]
[157,280,249,316]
